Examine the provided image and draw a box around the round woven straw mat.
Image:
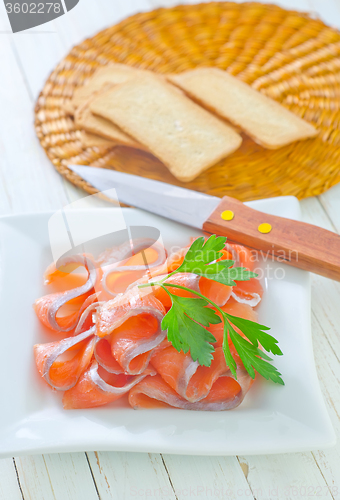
[35,2,340,202]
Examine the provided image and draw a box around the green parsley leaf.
[223,313,283,356]
[161,291,219,366]
[224,318,284,385]
[175,235,257,285]
[176,235,227,269]
[200,264,257,286]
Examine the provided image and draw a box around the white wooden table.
[0,0,340,498]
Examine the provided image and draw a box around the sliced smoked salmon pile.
[33,237,263,410]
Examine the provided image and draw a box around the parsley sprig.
[139,236,284,385]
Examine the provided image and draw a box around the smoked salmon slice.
[63,361,155,409]
[73,293,102,335]
[34,327,95,391]
[34,255,101,333]
[129,367,253,411]
[220,242,264,306]
[232,278,264,307]
[94,338,124,374]
[225,243,255,271]
[95,287,167,374]
[150,346,239,403]
[98,239,167,300]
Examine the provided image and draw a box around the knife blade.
[68,165,219,228]
[68,165,340,281]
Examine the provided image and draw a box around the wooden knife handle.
[202,196,340,281]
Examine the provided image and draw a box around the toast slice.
[79,130,116,149]
[71,63,154,113]
[168,68,318,149]
[90,78,242,181]
[75,98,147,150]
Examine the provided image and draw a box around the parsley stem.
[138,282,158,289]
[161,282,225,316]
[139,280,237,324]
[160,282,237,378]
[137,270,180,289]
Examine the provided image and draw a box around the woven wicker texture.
[35,2,340,201]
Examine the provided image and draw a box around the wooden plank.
[299,197,340,495]
[0,459,23,500]
[311,314,340,496]
[239,452,334,500]
[319,184,340,234]
[300,197,337,233]
[0,35,68,215]
[234,197,338,500]
[10,27,66,100]
[15,454,99,500]
[300,198,340,359]
[52,0,111,53]
[161,454,254,500]
[98,0,153,20]
[87,451,177,500]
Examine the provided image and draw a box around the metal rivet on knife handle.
[221,210,235,221]
[258,223,272,234]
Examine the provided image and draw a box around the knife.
[68,165,340,281]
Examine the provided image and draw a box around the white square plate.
[0,196,335,457]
